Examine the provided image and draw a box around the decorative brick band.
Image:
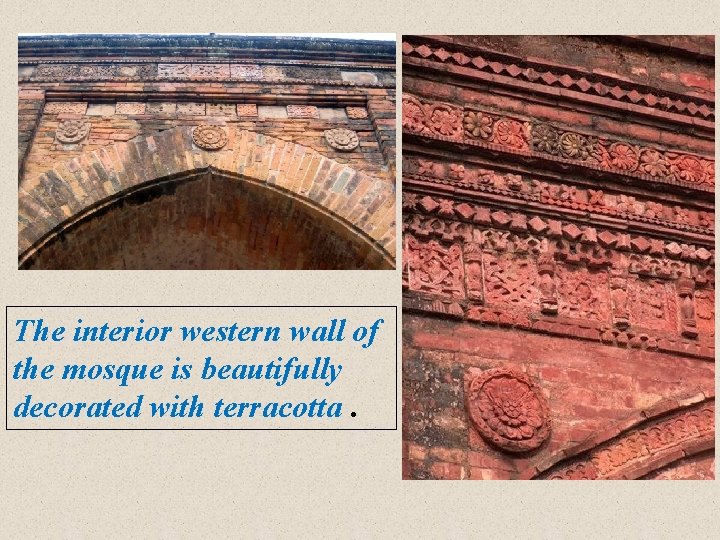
[402,39,714,122]
[403,195,714,265]
[528,395,714,479]
[403,158,714,238]
[22,63,393,88]
[18,126,396,268]
[401,207,714,358]
[403,95,715,191]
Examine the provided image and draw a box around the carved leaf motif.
[406,237,465,298]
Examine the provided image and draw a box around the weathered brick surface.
[18,35,396,269]
[402,35,714,480]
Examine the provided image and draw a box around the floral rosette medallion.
[56,120,90,144]
[192,125,228,150]
[324,128,359,151]
[466,368,551,453]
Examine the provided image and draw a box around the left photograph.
[18,33,397,270]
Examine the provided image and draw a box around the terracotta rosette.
[56,120,90,144]
[192,125,228,150]
[466,368,551,453]
[324,128,359,151]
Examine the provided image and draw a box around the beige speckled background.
[2,0,719,537]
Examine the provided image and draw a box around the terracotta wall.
[402,35,714,480]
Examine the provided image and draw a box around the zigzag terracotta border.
[402,39,714,122]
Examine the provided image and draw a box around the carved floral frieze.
[402,95,715,190]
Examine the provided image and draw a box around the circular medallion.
[324,128,359,151]
[466,368,550,453]
[56,120,90,144]
[192,125,228,151]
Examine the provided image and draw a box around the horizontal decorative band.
[21,63,393,88]
[402,293,714,361]
[402,158,714,239]
[402,198,715,272]
[402,94,715,191]
[402,40,714,121]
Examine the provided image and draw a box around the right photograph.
[401,35,715,480]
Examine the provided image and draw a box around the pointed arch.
[19,126,396,269]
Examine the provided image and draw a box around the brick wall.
[402,35,714,480]
[18,35,396,269]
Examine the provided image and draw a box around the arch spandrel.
[18,126,396,269]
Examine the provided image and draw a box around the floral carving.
[55,120,90,144]
[324,128,359,151]
[608,143,639,170]
[116,102,146,115]
[694,289,714,336]
[44,102,87,115]
[628,279,675,332]
[405,237,465,298]
[670,154,706,184]
[192,125,228,150]
[559,132,593,160]
[464,111,493,139]
[639,149,669,177]
[543,400,714,480]
[190,64,230,78]
[230,64,263,79]
[346,106,368,119]
[484,254,538,307]
[432,108,463,137]
[531,124,560,154]
[492,119,527,149]
[236,104,258,117]
[466,368,551,453]
[287,105,319,119]
[615,195,642,215]
[402,95,463,139]
[404,96,715,189]
[556,266,611,322]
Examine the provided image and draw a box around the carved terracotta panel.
[556,265,611,322]
[405,237,465,299]
[695,289,715,337]
[482,253,538,308]
[628,278,677,332]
